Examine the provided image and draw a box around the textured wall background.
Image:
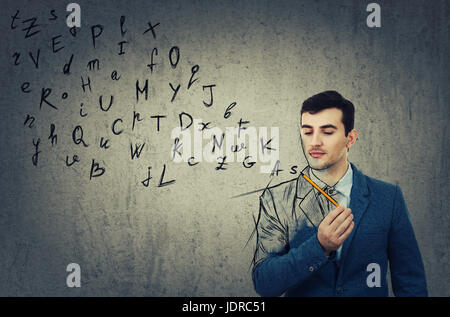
[0,0,449,296]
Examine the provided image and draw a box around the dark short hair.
[301,90,355,136]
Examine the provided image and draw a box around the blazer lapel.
[295,167,326,228]
[338,163,370,270]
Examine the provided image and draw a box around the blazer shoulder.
[364,174,399,198]
[259,177,298,202]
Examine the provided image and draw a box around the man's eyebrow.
[301,124,338,129]
[320,124,337,129]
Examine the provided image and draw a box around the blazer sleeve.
[388,185,428,297]
[252,189,330,297]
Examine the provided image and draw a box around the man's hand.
[317,206,354,256]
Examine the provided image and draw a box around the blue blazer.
[252,163,427,297]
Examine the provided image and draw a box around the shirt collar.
[307,162,353,197]
[335,162,353,198]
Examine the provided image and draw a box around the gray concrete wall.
[0,0,449,296]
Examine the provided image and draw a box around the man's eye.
[324,131,334,135]
[304,132,312,135]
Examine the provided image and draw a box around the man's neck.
[311,159,349,187]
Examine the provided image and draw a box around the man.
[251,91,427,297]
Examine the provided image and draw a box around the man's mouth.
[310,151,325,158]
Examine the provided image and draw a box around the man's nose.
[311,132,323,147]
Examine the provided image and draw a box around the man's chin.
[308,161,329,171]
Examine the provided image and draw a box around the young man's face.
[300,108,353,171]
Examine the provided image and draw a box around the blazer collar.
[348,162,369,198]
[294,163,370,262]
[338,162,370,270]
[295,163,368,224]
[295,166,325,228]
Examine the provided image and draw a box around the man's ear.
[346,129,358,149]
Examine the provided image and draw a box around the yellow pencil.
[301,173,340,207]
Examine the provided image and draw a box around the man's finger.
[337,221,354,244]
[324,206,345,225]
[329,208,352,231]
[335,213,354,236]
